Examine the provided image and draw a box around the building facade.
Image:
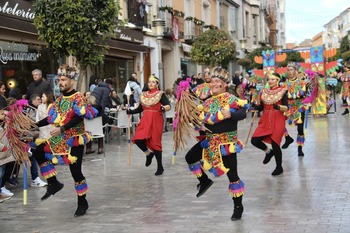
[323,7,350,49]
[0,0,286,96]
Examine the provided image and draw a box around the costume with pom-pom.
[185,91,247,200]
[33,89,97,205]
[36,92,97,164]
[198,93,248,176]
[284,77,308,124]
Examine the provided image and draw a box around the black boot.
[341,108,349,115]
[41,181,64,201]
[281,135,294,149]
[271,166,283,176]
[74,195,89,217]
[298,146,304,157]
[145,152,154,167]
[231,196,244,221]
[196,175,213,198]
[263,149,274,164]
[154,151,164,176]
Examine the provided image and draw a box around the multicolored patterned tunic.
[284,77,308,124]
[36,92,97,165]
[197,92,248,177]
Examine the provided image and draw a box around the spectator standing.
[128,76,142,103]
[24,69,52,99]
[91,79,111,154]
[36,91,55,139]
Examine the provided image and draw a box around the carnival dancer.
[282,63,309,156]
[338,62,350,115]
[126,75,170,176]
[251,73,288,176]
[182,67,248,221]
[32,65,98,217]
[247,74,263,117]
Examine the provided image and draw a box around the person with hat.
[126,75,171,176]
[338,62,350,115]
[282,62,309,157]
[251,72,288,176]
[183,67,249,221]
[32,64,98,217]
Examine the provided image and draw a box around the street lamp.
[152,18,165,90]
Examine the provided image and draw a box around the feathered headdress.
[58,64,78,80]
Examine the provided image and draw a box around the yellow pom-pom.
[297,117,302,124]
[78,136,84,145]
[217,111,224,120]
[202,160,212,171]
[237,99,248,107]
[54,114,61,124]
[199,112,205,121]
[52,157,58,164]
[207,117,214,125]
[80,107,86,115]
[220,165,230,174]
[197,104,204,112]
[68,154,77,164]
[35,138,46,145]
[229,143,235,153]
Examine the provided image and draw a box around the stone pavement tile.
[2,113,350,232]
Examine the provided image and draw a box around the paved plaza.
[1,110,350,233]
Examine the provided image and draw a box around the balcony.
[163,26,173,38]
[184,35,196,45]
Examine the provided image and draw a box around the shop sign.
[0,0,35,22]
[0,43,40,64]
[115,28,144,44]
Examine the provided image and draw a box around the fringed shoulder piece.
[173,78,206,151]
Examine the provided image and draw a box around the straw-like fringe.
[4,102,37,165]
[173,91,209,151]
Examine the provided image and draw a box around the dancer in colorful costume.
[33,64,98,217]
[251,73,288,175]
[338,62,350,115]
[183,67,249,221]
[283,62,309,156]
[127,75,170,176]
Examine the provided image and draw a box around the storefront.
[92,28,148,95]
[0,0,58,96]
[1,0,149,96]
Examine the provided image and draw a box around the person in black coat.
[24,69,52,99]
[91,80,112,114]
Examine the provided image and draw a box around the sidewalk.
[1,111,350,233]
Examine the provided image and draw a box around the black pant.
[33,144,85,183]
[185,141,240,182]
[251,137,282,167]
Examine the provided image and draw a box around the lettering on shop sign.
[0,1,35,21]
[0,46,40,64]
[120,34,132,41]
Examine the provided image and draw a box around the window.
[127,0,148,27]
